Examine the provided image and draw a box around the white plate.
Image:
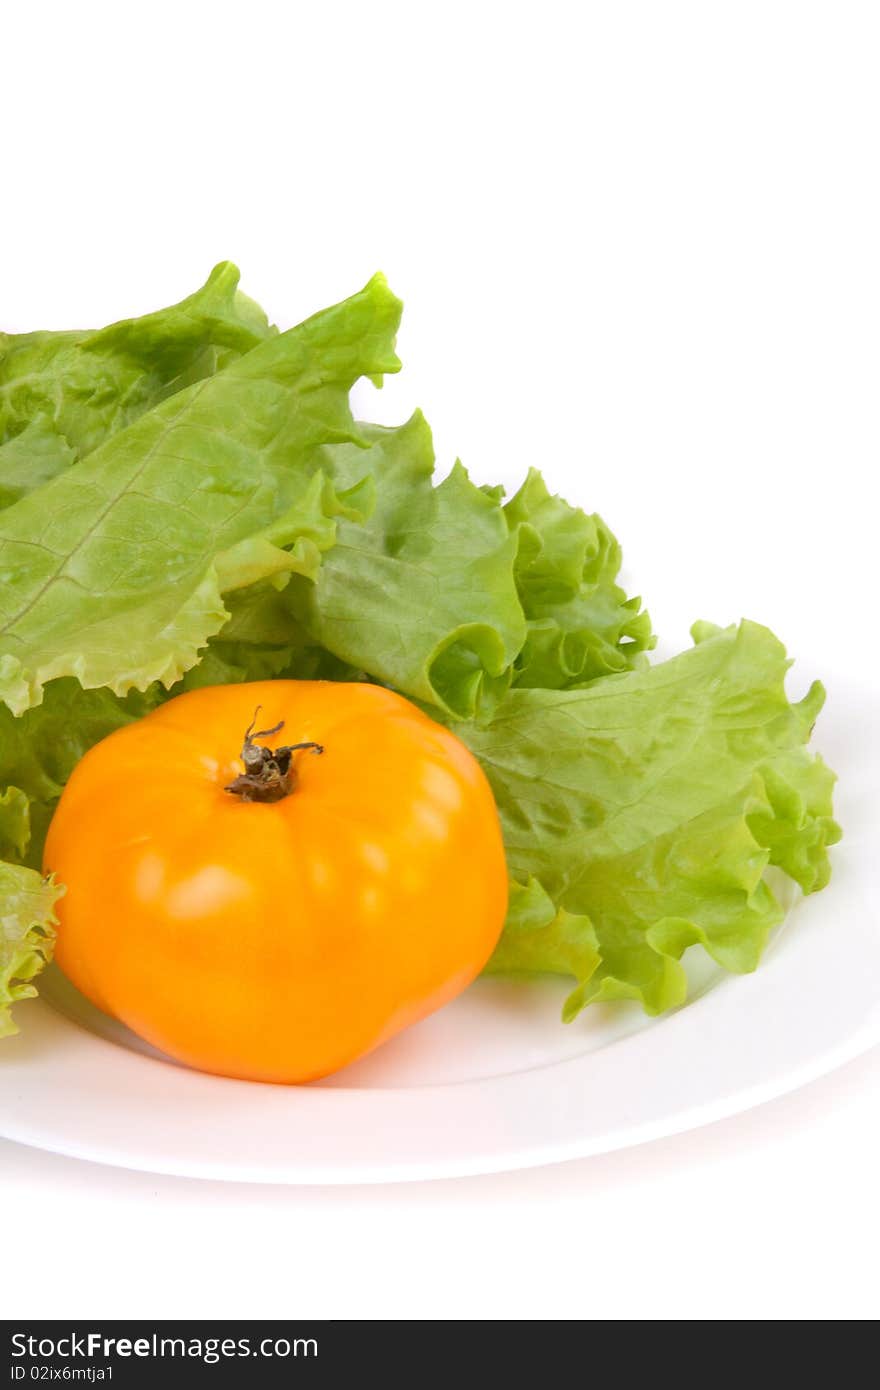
[1,670,877,1184]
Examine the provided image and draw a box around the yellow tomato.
[46,681,508,1082]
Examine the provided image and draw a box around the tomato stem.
[224,707,323,803]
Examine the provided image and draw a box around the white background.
[3,0,878,1320]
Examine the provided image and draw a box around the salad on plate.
[0,265,840,1081]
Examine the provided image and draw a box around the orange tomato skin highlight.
[45,681,508,1083]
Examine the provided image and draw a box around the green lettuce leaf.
[179,581,366,690]
[504,469,654,688]
[0,273,402,715]
[0,785,31,860]
[0,418,78,509]
[0,261,274,487]
[0,679,161,868]
[284,411,526,718]
[486,877,601,980]
[280,444,652,716]
[459,620,840,1015]
[0,862,62,1037]
[750,747,839,894]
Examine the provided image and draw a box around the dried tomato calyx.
[224,708,323,803]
